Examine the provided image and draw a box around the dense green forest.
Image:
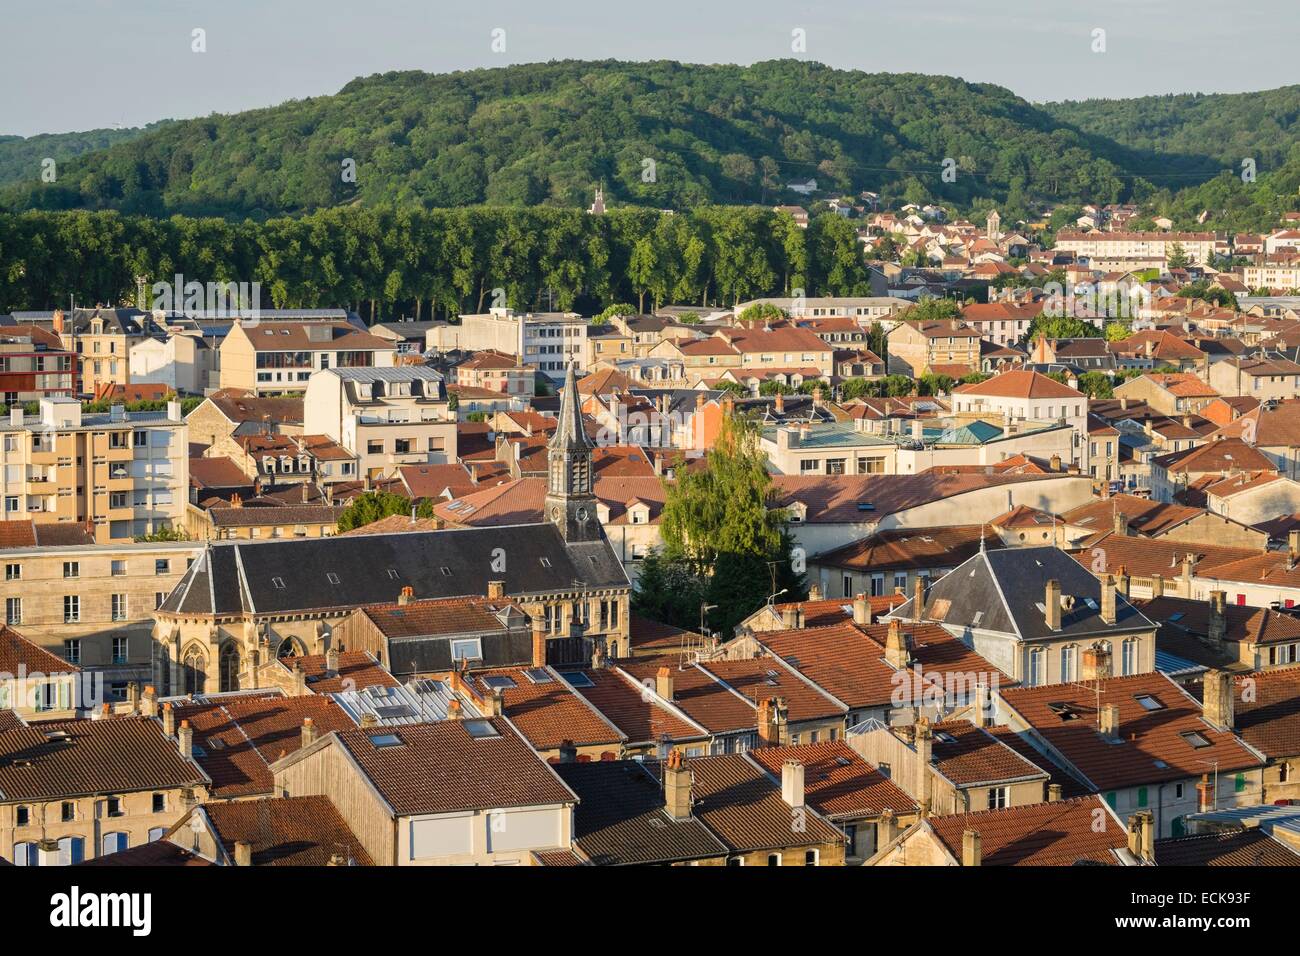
[1,60,1148,218]
[1046,86,1300,178]
[0,205,872,319]
[0,125,161,187]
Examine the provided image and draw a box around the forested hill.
[2,59,1155,218]
[1045,85,1300,179]
[0,125,162,188]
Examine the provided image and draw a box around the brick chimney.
[1045,579,1062,630]
[178,719,193,759]
[885,619,911,669]
[852,593,872,626]
[1127,810,1154,863]
[397,586,413,606]
[961,829,982,866]
[1197,772,1217,812]
[233,841,252,867]
[1203,668,1234,730]
[656,666,674,701]
[531,617,547,667]
[757,696,787,746]
[1100,573,1117,625]
[781,760,805,810]
[162,701,176,737]
[1208,590,1227,649]
[301,717,317,748]
[1099,702,1121,741]
[664,749,693,819]
[487,580,505,600]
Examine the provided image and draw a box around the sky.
[3,0,1298,137]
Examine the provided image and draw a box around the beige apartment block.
[0,539,202,692]
[219,321,396,396]
[0,397,189,543]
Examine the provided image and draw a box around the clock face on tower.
[576,507,588,522]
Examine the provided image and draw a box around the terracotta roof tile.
[464,666,624,752]
[689,752,843,852]
[0,625,78,676]
[201,795,376,866]
[565,668,706,745]
[747,741,916,818]
[1155,829,1300,866]
[926,795,1127,865]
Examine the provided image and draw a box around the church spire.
[545,362,598,541]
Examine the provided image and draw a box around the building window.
[61,801,75,822]
[1060,644,1077,684]
[5,597,19,625]
[63,561,79,578]
[1121,638,1139,676]
[152,793,166,813]
[989,786,1011,810]
[804,849,819,866]
[111,594,128,622]
[102,832,128,855]
[63,636,80,661]
[4,563,19,581]
[15,806,28,826]
[112,636,128,664]
[105,796,122,817]
[155,558,170,575]
[767,853,781,866]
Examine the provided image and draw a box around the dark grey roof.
[161,525,628,617]
[554,761,729,865]
[894,545,1155,642]
[389,629,533,676]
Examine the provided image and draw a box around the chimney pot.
[852,593,872,626]
[664,749,693,819]
[1047,783,1063,802]
[656,666,674,701]
[178,719,193,759]
[301,717,317,748]
[397,586,414,606]
[162,701,176,736]
[808,583,823,601]
[781,760,806,810]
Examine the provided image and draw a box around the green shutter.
[1235,773,1246,793]
[1105,792,1117,809]
[1137,787,1148,808]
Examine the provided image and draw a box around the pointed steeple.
[545,362,599,541]
[550,362,592,454]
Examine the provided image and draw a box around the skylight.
[368,733,403,748]
[464,719,501,739]
[524,668,553,684]
[1181,731,1212,749]
[1135,694,1165,711]
[563,672,594,688]
[483,675,517,691]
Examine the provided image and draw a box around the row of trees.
[0,205,879,320]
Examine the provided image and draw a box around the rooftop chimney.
[531,617,547,668]
[140,685,157,718]
[359,712,378,728]
[912,576,926,622]
[852,593,872,626]
[656,666,674,701]
[1049,453,1062,473]
[1127,811,1154,863]
[1099,702,1121,741]
[490,687,505,718]
[781,760,805,810]
[325,644,340,676]
[1114,565,1130,598]
[162,701,176,737]
[972,681,988,728]
[487,580,506,600]
[301,717,317,748]
[1203,668,1235,731]
[1197,772,1217,812]
[557,739,577,763]
[233,841,252,867]
[781,606,798,628]
[447,699,463,721]
[757,696,788,746]
[1114,510,1129,536]
[664,749,693,819]
[1290,531,1300,569]
[397,586,413,606]
[1151,573,1164,598]
[178,719,193,760]
[961,829,982,867]
[885,619,911,669]
[1100,573,1117,625]
[1208,591,1227,648]
[808,583,823,601]
[914,718,934,813]
[775,391,785,414]
[1045,579,1062,630]
[877,809,898,847]
[1047,783,1063,802]
[293,662,307,697]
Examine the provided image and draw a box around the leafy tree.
[594,302,636,325]
[1021,314,1101,346]
[1077,371,1115,399]
[736,302,786,326]
[1102,321,1131,341]
[336,491,432,532]
[135,525,189,542]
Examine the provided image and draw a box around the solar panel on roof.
[374,704,416,720]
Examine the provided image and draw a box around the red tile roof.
[929,720,1049,788]
[689,752,843,852]
[565,667,706,746]
[201,795,376,866]
[926,796,1128,866]
[747,741,916,818]
[278,650,399,695]
[954,370,1083,400]
[464,666,624,752]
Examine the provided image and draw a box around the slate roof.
[554,760,729,865]
[893,546,1155,642]
[160,526,628,617]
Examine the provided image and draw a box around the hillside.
[1,59,1157,218]
[0,124,161,188]
[1045,86,1300,180]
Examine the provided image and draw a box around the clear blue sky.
[3,0,1297,137]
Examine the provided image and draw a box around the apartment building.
[446,309,589,378]
[303,366,456,479]
[52,308,162,398]
[0,535,201,693]
[734,297,908,322]
[128,331,216,394]
[0,397,188,543]
[0,326,77,405]
[451,350,534,396]
[219,321,396,396]
[1053,230,1219,266]
[886,320,981,376]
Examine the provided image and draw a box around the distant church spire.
[545,362,599,541]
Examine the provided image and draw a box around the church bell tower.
[545,363,600,542]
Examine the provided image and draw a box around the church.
[151,364,631,696]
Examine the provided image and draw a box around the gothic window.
[219,644,241,693]
[182,650,206,696]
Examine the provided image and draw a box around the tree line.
[0,205,878,320]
